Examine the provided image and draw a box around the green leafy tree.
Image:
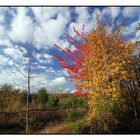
[37,88,48,104]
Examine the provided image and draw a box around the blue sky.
[0,7,140,93]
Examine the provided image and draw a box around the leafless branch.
[12,59,28,78]
[11,78,27,88]
[30,73,47,78]
[30,82,47,88]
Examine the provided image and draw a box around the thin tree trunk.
[26,76,30,134]
[26,58,31,134]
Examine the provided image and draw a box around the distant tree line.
[0,85,87,112]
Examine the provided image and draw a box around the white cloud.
[125,20,140,36]
[43,54,53,63]
[27,76,66,91]
[0,7,9,24]
[0,16,4,24]
[68,7,120,38]
[34,13,70,48]
[102,7,120,20]
[75,7,91,24]
[49,77,66,87]
[36,65,47,70]
[68,7,93,37]
[8,7,34,43]
[27,7,71,48]
[0,39,13,47]
[31,7,63,23]
[59,87,70,93]
[0,69,14,85]
[55,39,72,50]
[3,46,23,59]
[0,8,12,47]
[0,67,27,89]
[36,55,53,64]
[45,67,56,74]
[0,55,9,65]
[123,7,140,17]
[136,30,140,38]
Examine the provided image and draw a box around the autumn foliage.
[53,17,134,97]
[53,16,140,133]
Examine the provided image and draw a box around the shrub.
[62,97,77,109]
[48,95,59,107]
[0,84,21,111]
[61,96,87,109]
[66,109,85,122]
[76,96,87,108]
[37,88,48,104]
[86,94,129,133]
[69,120,89,134]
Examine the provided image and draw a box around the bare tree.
[11,29,48,134]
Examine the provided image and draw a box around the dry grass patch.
[38,122,70,134]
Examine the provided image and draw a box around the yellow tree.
[80,18,135,129]
[53,16,136,132]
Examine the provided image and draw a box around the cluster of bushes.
[0,85,87,112]
[1,83,140,134]
[0,84,23,112]
[69,95,140,134]
[60,95,87,109]
[0,85,88,133]
[19,87,87,109]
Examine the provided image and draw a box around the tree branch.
[12,59,28,78]
[30,82,47,88]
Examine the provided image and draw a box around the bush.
[37,88,48,104]
[69,120,89,134]
[62,97,77,109]
[0,84,21,111]
[76,96,87,108]
[66,109,85,122]
[60,96,87,109]
[48,95,59,107]
[86,94,129,133]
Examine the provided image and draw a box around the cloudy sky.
[0,7,140,93]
